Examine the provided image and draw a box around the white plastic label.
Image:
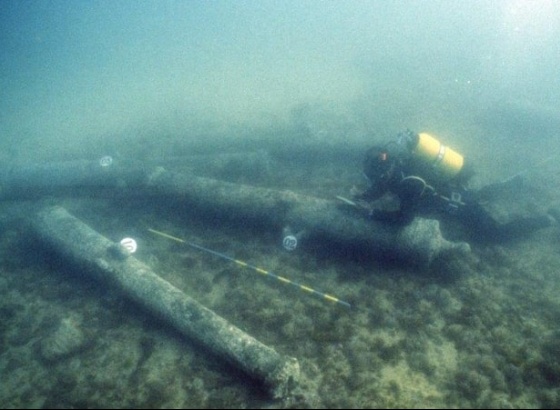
[99,156,113,167]
[120,237,137,254]
[282,235,298,251]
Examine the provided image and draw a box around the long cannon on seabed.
[30,205,301,401]
[0,157,470,266]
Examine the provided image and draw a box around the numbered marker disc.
[282,235,298,251]
[99,156,113,167]
[120,237,137,254]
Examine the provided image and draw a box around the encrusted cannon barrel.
[0,158,147,198]
[30,205,301,400]
[2,158,470,266]
[143,168,470,266]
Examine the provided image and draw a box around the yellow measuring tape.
[148,228,351,309]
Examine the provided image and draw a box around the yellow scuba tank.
[411,133,464,180]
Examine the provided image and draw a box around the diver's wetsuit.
[358,136,552,243]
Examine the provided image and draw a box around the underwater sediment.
[0,138,559,408]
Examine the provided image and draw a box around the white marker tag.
[283,235,298,251]
[99,156,113,167]
[120,237,137,254]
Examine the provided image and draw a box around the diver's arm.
[367,177,425,225]
[353,182,386,202]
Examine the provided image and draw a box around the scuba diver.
[351,130,559,243]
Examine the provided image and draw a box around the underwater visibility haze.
[1,0,560,408]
